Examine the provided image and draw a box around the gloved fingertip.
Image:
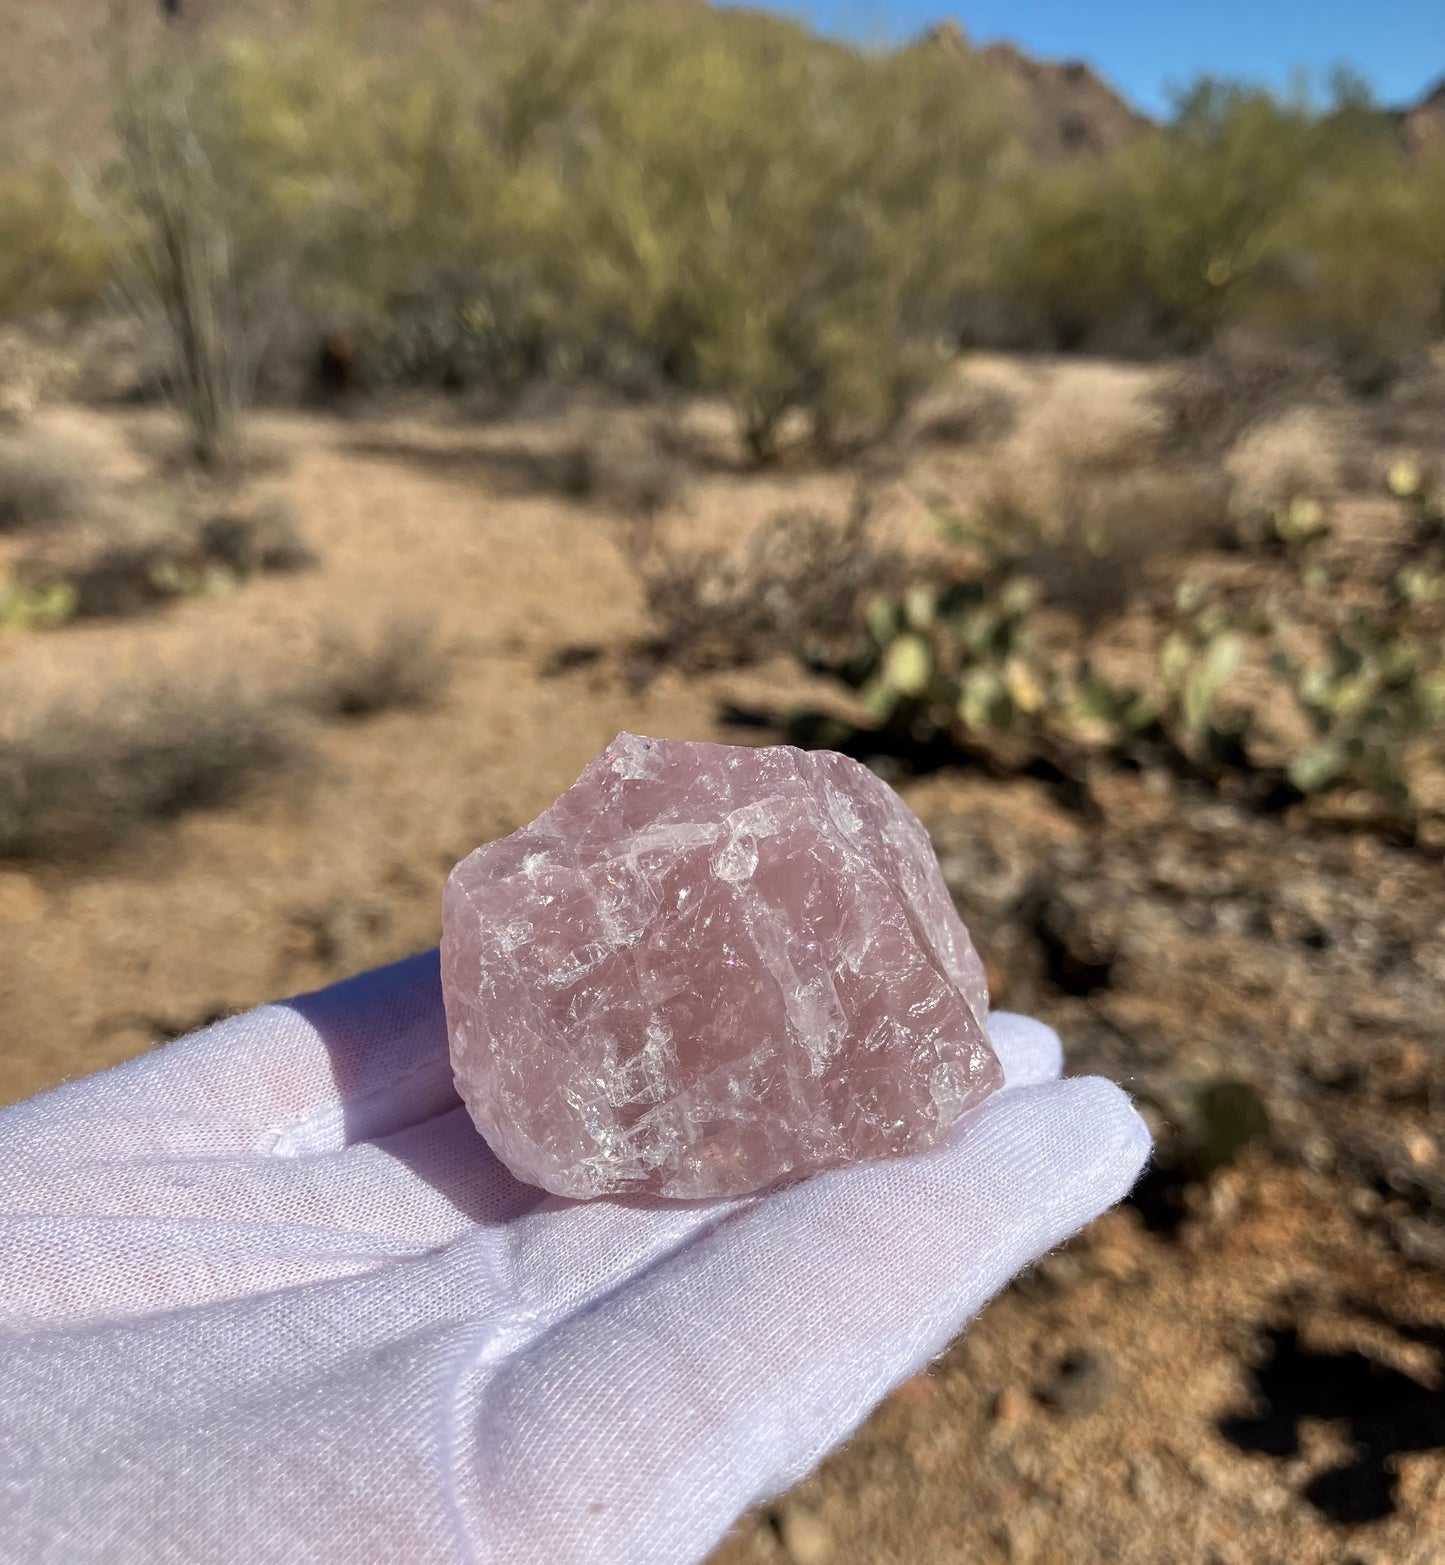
[986,1012,1064,1088]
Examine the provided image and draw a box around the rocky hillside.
[4,0,1142,170]
[1402,73,1445,151]
[1,2,1439,176]
[923,20,1146,157]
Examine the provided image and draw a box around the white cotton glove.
[0,951,1149,1565]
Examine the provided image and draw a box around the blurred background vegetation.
[4,0,1442,828]
[4,0,1444,448]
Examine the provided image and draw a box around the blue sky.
[734,1,1445,116]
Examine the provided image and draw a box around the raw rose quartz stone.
[441,733,999,1199]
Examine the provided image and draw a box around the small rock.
[1127,1455,1164,1505]
[1035,1348,1115,1416]
[1406,1130,1437,1168]
[994,1385,1032,1426]
[1034,1250,1085,1290]
[1349,1187,1383,1218]
[1394,1217,1445,1269]
[1248,1482,1289,1517]
[1186,1453,1222,1491]
[1302,1134,1334,1171]
[984,954,1009,1004]
[1032,893,1117,995]
[1204,1167,1246,1223]
[774,1503,833,1565]
[888,1373,939,1411]
[996,1515,1041,1563]
[1396,1041,1429,1082]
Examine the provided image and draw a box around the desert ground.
[2,344,1443,1564]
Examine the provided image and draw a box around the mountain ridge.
[0,1,1439,170]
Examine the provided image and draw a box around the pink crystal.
[441,734,999,1199]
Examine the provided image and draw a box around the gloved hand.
[0,950,1149,1564]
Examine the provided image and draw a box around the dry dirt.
[2,355,1442,1563]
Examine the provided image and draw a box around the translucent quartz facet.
[441,733,1000,1199]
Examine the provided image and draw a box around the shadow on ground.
[1220,1317,1445,1524]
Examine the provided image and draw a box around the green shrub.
[1117,79,1334,346]
[0,163,111,315]
[0,567,76,630]
[529,3,1013,456]
[983,160,1137,350]
[1261,152,1445,392]
[1116,73,1443,373]
[0,672,300,859]
[6,3,1442,413]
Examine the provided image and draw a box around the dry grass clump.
[0,671,300,860]
[18,496,316,622]
[196,498,316,576]
[983,465,1234,628]
[479,414,687,517]
[0,607,449,861]
[1225,406,1353,518]
[61,516,195,619]
[0,431,92,533]
[549,430,685,519]
[1155,333,1333,459]
[307,615,451,719]
[914,380,1021,447]
[626,495,905,682]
